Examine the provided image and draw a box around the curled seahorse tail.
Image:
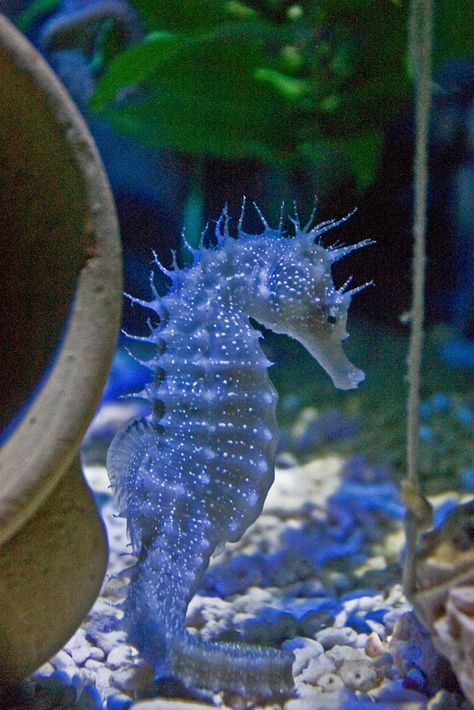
[124,542,295,700]
[120,530,215,669]
[122,575,169,675]
[166,633,295,700]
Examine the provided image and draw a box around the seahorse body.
[107,205,372,699]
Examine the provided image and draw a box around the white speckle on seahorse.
[106,201,373,700]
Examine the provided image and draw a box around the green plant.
[88,0,473,191]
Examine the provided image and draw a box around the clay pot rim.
[0,15,122,545]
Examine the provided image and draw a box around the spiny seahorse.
[106,202,372,700]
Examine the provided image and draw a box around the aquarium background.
[8,0,471,492]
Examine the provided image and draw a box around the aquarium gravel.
[18,406,471,710]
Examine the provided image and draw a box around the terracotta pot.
[0,15,122,683]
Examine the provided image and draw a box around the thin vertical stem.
[403,0,433,596]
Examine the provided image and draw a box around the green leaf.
[16,0,60,32]
[253,68,310,101]
[92,0,473,189]
[90,32,183,110]
[225,1,258,20]
[337,130,384,191]
[97,39,297,161]
[128,0,226,32]
[298,129,384,193]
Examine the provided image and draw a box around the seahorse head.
[253,224,372,390]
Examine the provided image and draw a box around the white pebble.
[70,644,92,665]
[338,660,378,691]
[64,627,94,665]
[50,649,78,673]
[75,666,98,686]
[301,653,336,684]
[366,619,387,638]
[89,645,106,661]
[317,672,344,691]
[354,633,370,648]
[326,644,365,667]
[107,644,134,670]
[365,631,385,658]
[34,661,55,676]
[88,629,127,655]
[64,627,87,651]
[285,699,319,710]
[315,626,358,650]
[283,637,324,676]
[232,587,274,613]
[94,666,113,695]
[294,680,325,699]
[84,658,102,671]
[91,596,122,618]
[130,700,224,709]
[343,595,383,613]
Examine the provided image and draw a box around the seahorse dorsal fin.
[106,417,157,512]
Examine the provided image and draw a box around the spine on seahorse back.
[107,205,372,698]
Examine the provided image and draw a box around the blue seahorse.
[106,203,372,700]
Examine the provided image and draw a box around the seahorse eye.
[327,315,337,325]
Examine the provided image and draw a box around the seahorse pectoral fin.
[301,335,365,390]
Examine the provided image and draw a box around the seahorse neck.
[197,234,280,321]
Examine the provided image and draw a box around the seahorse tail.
[166,633,295,700]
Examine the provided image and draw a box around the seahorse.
[106,202,372,700]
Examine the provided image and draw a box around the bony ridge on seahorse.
[106,201,373,701]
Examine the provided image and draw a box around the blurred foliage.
[89,0,474,190]
[16,0,59,32]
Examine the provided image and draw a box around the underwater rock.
[282,636,325,676]
[107,695,133,710]
[64,628,93,666]
[368,680,429,706]
[337,659,378,692]
[50,649,79,675]
[389,612,456,695]
[406,499,474,704]
[315,626,359,650]
[364,632,385,658]
[87,629,128,657]
[107,645,137,671]
[300,653,337,684]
